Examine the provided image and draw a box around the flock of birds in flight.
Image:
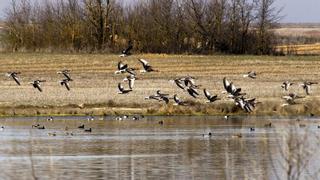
[5,43,319,115]
[3,43,319,136]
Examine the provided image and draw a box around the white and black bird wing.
[128,78,135,89]
[187,88,199,98]
[118,61,128,71]
[203,89,212,100]
[12,74,21,85]
[118,83,125,92]
[174,79,185,90]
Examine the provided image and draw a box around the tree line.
[1,0,281,54]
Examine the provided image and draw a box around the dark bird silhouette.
[170,78,186,90]
[203,89,220,103]
[183,76,198,87]
[78,124,85,129]
[300,81,318,95]
[125,68,137,75]
[145,90,170,104]
[159,96,170,104]
[47,116,53,121]
[120,41,133,57]
[186,86,199,98]
[145,95,162,101]
[281,81,294,91]
[234,96,259,113]
[123,75,136,89]
[115,61,128,74]
[38,126,45,130]
[60,79,71,91]
[138,59,158,73]
[118,83,132,94]
[282,93,305,106]
[30,80,46,92]
[156,90,169,97]
[223,77,245,98]
[32,124,40,128]
[84,128,92,132]
[173,94,187,106]
[6,72,21,85]
[57,70,72,81]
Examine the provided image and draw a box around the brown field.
[274,24,320,55]
[274,28,320,38]
[0,53,320,116]
[276,43,320,55]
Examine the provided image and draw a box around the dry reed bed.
[0,53,320,116]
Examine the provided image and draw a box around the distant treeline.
[1,0,281,54]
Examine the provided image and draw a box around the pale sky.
[0,0,319,23]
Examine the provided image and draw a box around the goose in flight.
[145,95,169,104]
[57,70,72,81]
[183,76,198,87]
[123,75,137,89]
[203,89,220,103]
[186,86,199,98]
[120,41,133,57]
[138,59,157,73]
[282,93,304,106]
[156,90,170,104]
[6,72,21,85]
[281,81,294,91]
[30,80,46,92]
[118,83,132,94]
[170,78,186,90]
[145,95,162,101]
[234,96,257,113]
[173,94,187,106]
[243,71,257,79]
[156,90,169,97]
[223,77,245,98]
[242,98,259,113]
[60,79,71,91]
[145,90,170,104]
[126,68,136,75]
[300,81,318,95]
[115,61,128,74]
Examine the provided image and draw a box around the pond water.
[0,116,319,180]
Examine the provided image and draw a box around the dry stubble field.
[0,53,320,116]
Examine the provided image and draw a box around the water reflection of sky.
[0,116,319,179]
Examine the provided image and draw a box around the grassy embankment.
[0,53,320,116]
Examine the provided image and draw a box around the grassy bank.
[0,53,320,116]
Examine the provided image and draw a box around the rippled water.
[0,116,319,179]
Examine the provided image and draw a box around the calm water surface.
[0,116,319,180]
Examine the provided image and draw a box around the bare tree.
[83,0,115,51]
[255,0,282,54]
[1,0,282,54]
